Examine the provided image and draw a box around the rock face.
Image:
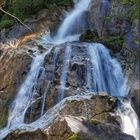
[0,3,69,129]
[4,95,134,140]
[25,42,120,123]
[81,0,140,103]
[0,43,32,129]
[130,80,140,119]
[0,4,68,43]
[7,7,65,40]
[87,0,139,43]
[25,43,90,123]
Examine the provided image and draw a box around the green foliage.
[121,0,139,5]
[121,0,130,5]
[5,0,46,20]
[121,0,140,21]
[105,36,124,47]
[68,134,79,140]
[103,16,111,22]
[0,19,14,28]
[47,0,72,6]
[0,0,72,29]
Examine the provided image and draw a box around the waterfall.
[41,81,50,116]
[4,0,91,130]
[54,0,91,43]
[8,55,44,127]
[57,45,72,101]
[116,100,140,140]
[87,43,129,96]
[7,47,52,128]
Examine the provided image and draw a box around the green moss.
[101,36,124,53]
[68,134,79,140]
[121,0,129,5]
[47,0,72,6]
[103,16,111,22]
[90,119,100,125]
[0,19,14,29]
[105,36,124,47]
[121,0,139,21]
[5,0,46,20]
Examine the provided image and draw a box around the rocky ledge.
[0,94,134,140]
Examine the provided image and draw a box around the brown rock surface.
[4,95,134,140]
[0,44,32,129]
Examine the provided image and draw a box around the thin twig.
[0,7,32,31]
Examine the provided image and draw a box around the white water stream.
[54,0,91,41]
[7,47,53,128]
[87,43,129,97]
[57,45,72,101]
[117,100,140,140]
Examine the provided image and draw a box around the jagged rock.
[4,95,134,140]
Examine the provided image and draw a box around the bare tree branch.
[0,6,33,31]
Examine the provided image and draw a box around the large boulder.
[3,95,135,140]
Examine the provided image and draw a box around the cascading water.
[42,0,90,44]
[7,48,53,128]
[53,0,91,43]
[8,55,45,127]
[87,43,129,96]
[116,100,140,140]
[87,43,139,140]
[57,45,72,101]
[41,81,50,116]
[0,0,139,140]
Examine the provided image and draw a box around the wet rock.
[4,95,134,140]
[5,129,47,140]
[130,80,140,119]
[80,30,99,42]
[0,45,32,129]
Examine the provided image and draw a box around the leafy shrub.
[0,0,72,27]
[0,19,14,28]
